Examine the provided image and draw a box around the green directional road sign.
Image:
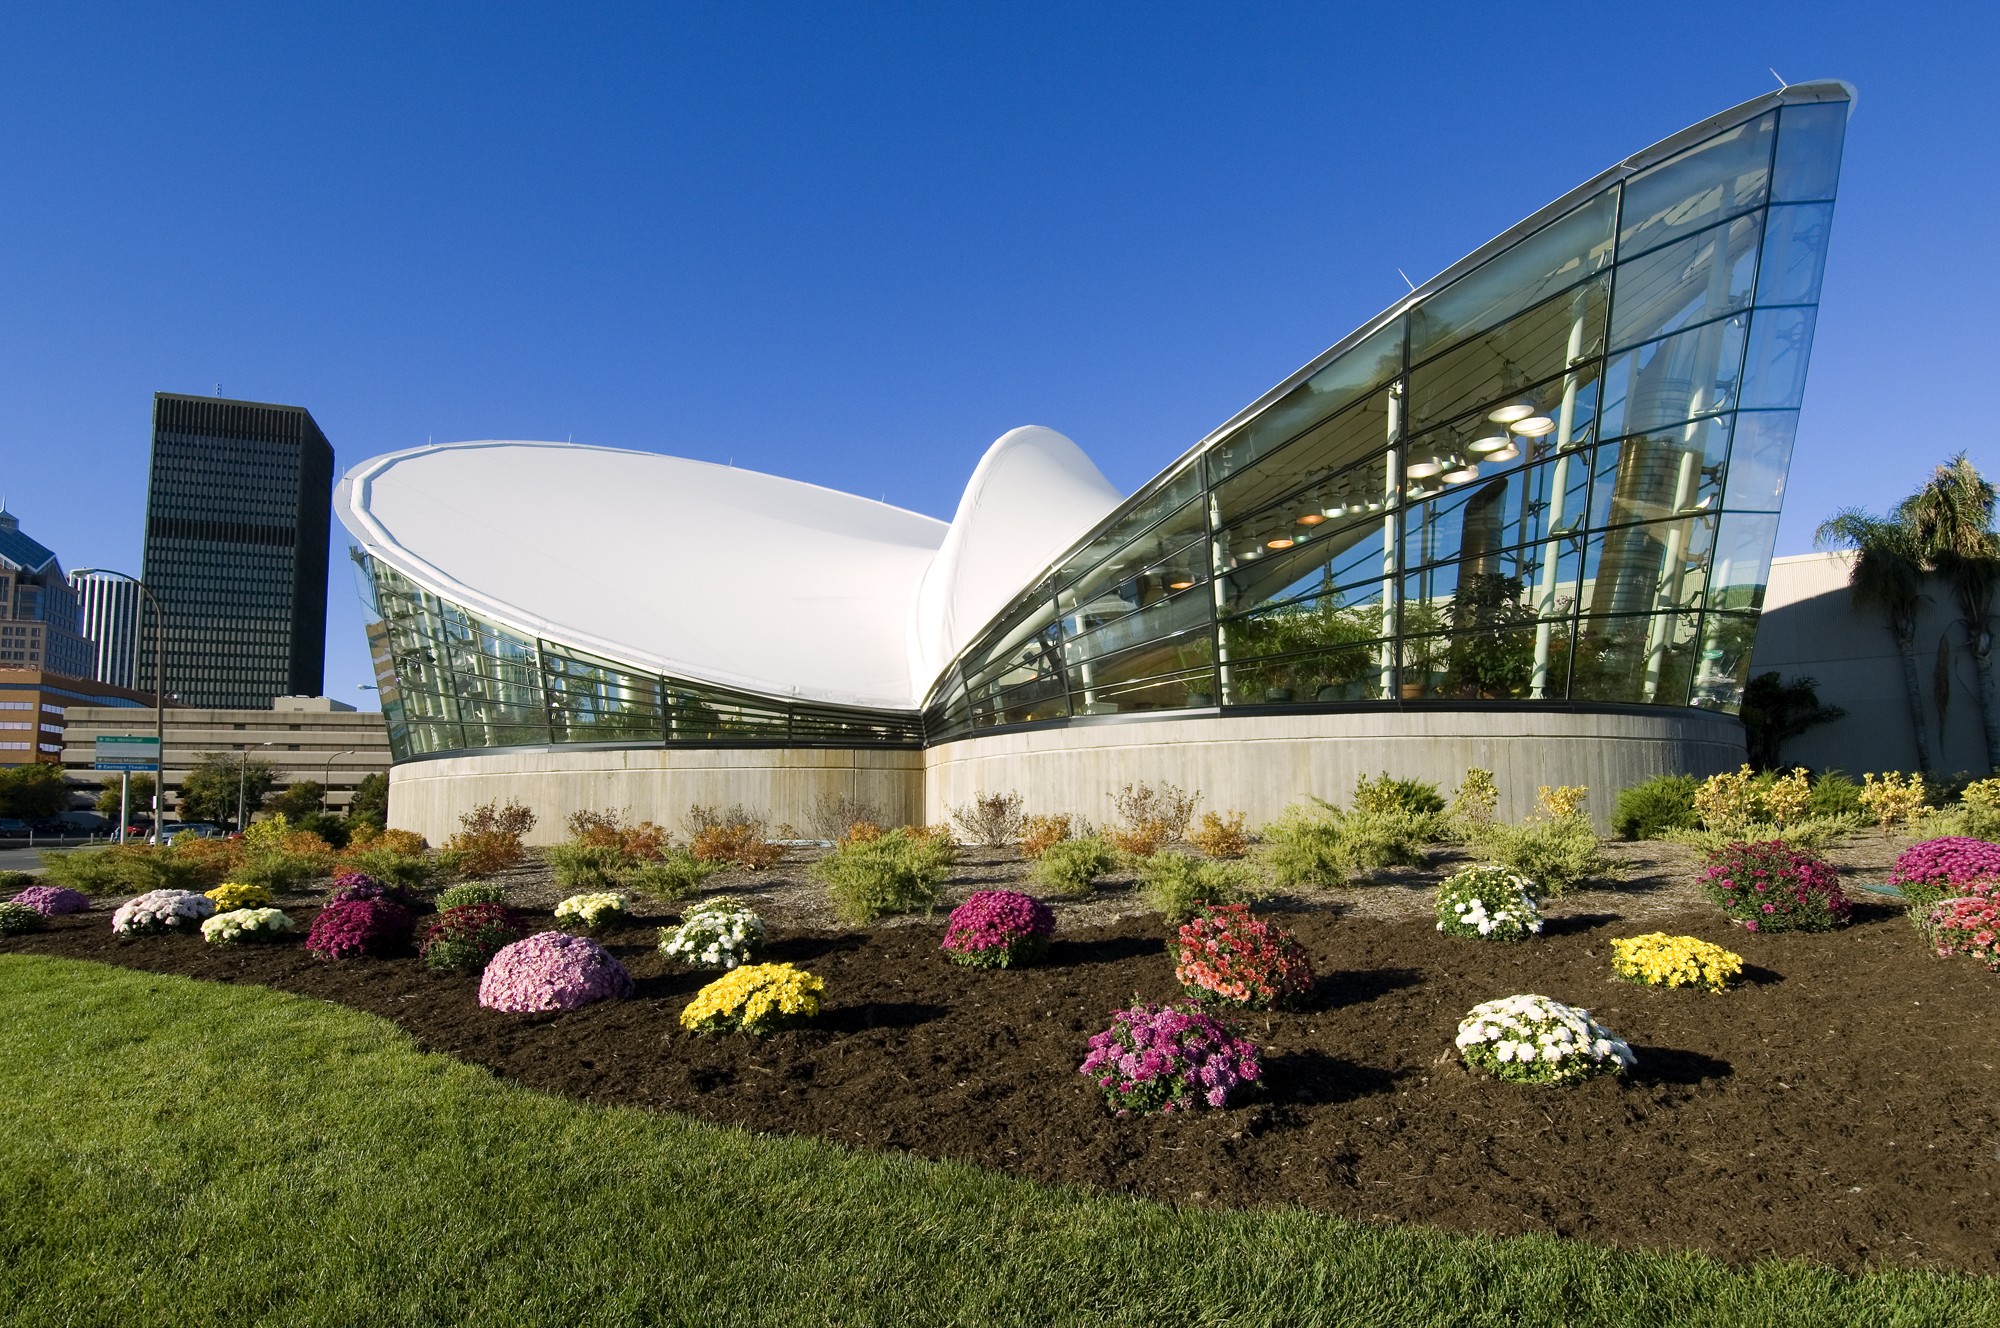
[94,735,161,772]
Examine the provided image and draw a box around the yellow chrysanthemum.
[205,881,273,911]
[1610,933,1743,993]
[679,962,825,1036]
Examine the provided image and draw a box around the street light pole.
[74,569,166,829]
[320,749,357,814]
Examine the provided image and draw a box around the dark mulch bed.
[7,893,1996,1276]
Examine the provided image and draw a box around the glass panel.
[1609,211,1760,351]
[1055,498,1206,627]
[1410,190,1617,360]
[1213,388,1395,527]
[1706,513,1780,611]
[1772,101,1847,202]
[1692,612,1760,712]
[1619,112,1775,259]
[1738,307,1818,409]
[1598,314,1747,439]
[1210,319,1405,480]
[1588,417,1729,529]
[1400,618,1547,700]
[1062,587,1211,667]
[1571,613,1702,705]
[1218,517,1390,620]
[1578,515,1716,617]
[1756,203,1833,306]
[1224,635,1388,705]
[1054,469,1203,588]
[1410,277,1607,431]
[1720,411,1795,513]
[1070,630,1214,715]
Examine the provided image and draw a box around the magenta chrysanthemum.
[11,885,90,917]
[1699,840,1849,932]
[940,889,1055,968]
[478,932,633,1012]
[1078,1001,1262,1116]
[304,898,414,959]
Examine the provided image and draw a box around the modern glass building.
[143,393,335,709]
[71,570,141,689]
[341,83,1850,839]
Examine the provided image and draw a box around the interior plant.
[1454,994,1635,1085]
[657,897,766,971]
[1170,902,1314,1009]
[678,962,824,1035]
[939,889,1055,969]
[420,903,528,974]
[1699,840,1851,933]
[1026,835,1118,896]
[200,907,295,945]
[1078,1001,1262,1116]
[480,931,633,1012]
[810,827,955,924]
[1608,933,1744,992]
[111,889,215,937]
[1434,865,1543,941]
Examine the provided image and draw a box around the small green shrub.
[115,850,210,894]
[35,849,126,894]
[340,847,438,891]
[625,851,725,902]
[0,870,38,891]
[230,850,323,894]
[1612,774,1699,840]
[1807,771,1865,821]
[1662,814,1861,856]
[289,812,352,850]
[1136,851,1269,924]
[1026,836,1120,896]
[543,842,632,893]
[809,828,956,924]
[436,882,509,911]
[1338,806,1441,870]
[1474,815,1618,897]
[1260,805,1349,888]
[1352,772,1445,817]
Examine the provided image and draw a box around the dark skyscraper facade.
[141,393,334,708]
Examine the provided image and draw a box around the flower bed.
[1455,994,1635,1085]
[678,962,822,1035]
[940,890,1055,969]
[1609,933,1742,992]
[1078,1001,1262,1115]
[480,932,633,1012]
[1170,903,1313,1008]
[10,885,89,917]
[201,907,295,945]
[1890,837,2000,928]
[553,891,629,932]
[112,889,216,936]
[1927,895,2000,971]
[205,882,274,912]
[421,903,528,974]
[658,897,765,970]
[0,901,46,935]
[1700,841,1850,932]
[1434,865,1542,941]
[305,898,414,960]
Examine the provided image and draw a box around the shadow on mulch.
[1263,1049,1404,1105]
[1312,966,1422,1009]
[821,1001,949,1033]
[1541,912,1622,937]
[1738,963,1784,987]
[1046,935,1165,966]
[1627,1045,1733,1086]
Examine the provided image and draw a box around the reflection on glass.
[1772,102,1847,202]
[1410,278,1607,431]
[1619,113,1775,259]
[1572,613,1702,705]
[1610,211,1760,352]
[1706,514,1781,611]
[1720,411,1796,513]
[1738,307,1818,409]
[1410,191,1616,360]
[1755,204,1833,307]
[1599,314,1747,440]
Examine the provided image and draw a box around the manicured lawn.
[1,955,1991,1328]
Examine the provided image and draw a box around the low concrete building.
[61,695,390,816]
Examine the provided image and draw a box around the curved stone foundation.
[388,707,1743,844]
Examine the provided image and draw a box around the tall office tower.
[71,569,141,688]
[141,393,334,709]
[0,502,95,680]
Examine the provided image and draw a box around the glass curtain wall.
[925,94,1845,739]
[357,555,924,761]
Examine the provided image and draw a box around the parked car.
[0,818,29,838]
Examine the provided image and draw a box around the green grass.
[1,956,1992,1327]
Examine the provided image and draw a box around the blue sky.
[3,2,1995,707]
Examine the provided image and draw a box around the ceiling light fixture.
[1468,434,1512,455]
[1511,415,1557,437]
[1487,400,1536,425]
[1407,456,1445,479]
[1298,512,1325,526]
[1266,535,1296,550]
[1442,462,1480,484]
[1487,442,1521,462]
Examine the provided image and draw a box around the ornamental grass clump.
[1434,865,1543,941]
[479,932,633,1012]
[1609,933,1743,992]
[1927,895,2000,971]
[1888,836,2000,930]
[658,897,766,970]
[420,903,528,974]
[553,891,629,932]
[111,889,215,936]
[1171,903,1314,1009]
[1078,1001,1262,1116]
[678,962,824,1035]
[1455,994,1635,1085]
[10,885,89,917]
[204,882,273,912]
[1700,840,1850,933]
[200,907,295,945]
[940,889,1055,969]
[0,901,47,935]
[304,898,414,960]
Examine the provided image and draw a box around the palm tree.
[1816,508,1934,777]
[1900,452,2000,771]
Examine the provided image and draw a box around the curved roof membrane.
[343,81,1850,761]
